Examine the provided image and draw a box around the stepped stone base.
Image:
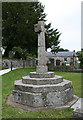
[12,72,74,108]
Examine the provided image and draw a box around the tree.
[2,2,61,58]
[76,50,83,68]
[58,48,69,52]
[45,24,61,50]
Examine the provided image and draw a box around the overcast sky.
[39,0,82,52]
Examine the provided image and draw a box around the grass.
[54,71,82,98]
[2,68,82,119]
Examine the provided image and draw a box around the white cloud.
[39,0,82,51]
[40,0,81,20]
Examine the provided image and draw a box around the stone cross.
[34,21,48,73]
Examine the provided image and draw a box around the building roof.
[46,51,77,57]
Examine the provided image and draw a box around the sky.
[39,0,82,52]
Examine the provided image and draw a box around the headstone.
[72,98,83,118]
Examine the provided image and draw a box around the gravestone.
[72,98,83,118]
[12,21,78,108]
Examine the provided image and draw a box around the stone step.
[8,94,78,111]
[22,75,63,85]
[13,87,73,107]
[30,72,55,78]
[13,79,72,93]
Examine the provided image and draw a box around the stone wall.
[48,65,82,72]
[47,59,82,72]
[48,65,73,72]
[2,57,36,68]
[48,62,73,72]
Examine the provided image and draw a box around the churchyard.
[2,3,83,119]
[1,18,82,119]
[1,19,83,119]
[2,68,82,118]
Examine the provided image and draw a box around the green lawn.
[2,68,82,119]
[55,71,82,98]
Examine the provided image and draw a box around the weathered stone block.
[46,87,73,106]
[12,90,43,107]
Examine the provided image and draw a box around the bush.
[12,47,22,59]
[25,52,36,58]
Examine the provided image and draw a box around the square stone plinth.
[36,66,48,73]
